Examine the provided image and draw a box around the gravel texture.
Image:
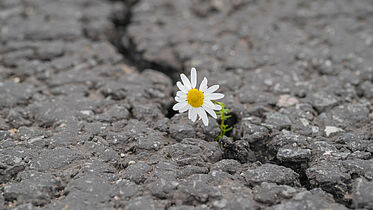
[0,0,373,209]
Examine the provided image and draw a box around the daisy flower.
[173,67,224,126]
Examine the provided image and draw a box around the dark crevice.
[223,112,238,137]
[218,113,272,164]
[221,121,268,164]
[249,139,272,164]
[277,161,311,190]
[165,102,178,119]
[109,0,182,83]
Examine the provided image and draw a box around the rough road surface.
[1,0,373,209]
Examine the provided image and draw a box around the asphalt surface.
[0,0,373,209]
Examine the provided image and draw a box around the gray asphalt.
[0,0,373,209]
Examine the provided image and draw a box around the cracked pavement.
[0,0,373,209]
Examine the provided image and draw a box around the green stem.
[213,100,230,141]
[217,110,225,141]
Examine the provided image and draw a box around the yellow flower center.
[187,88,204,108]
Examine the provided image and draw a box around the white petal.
[203,106,217,119]
[177,81,188,93]
[205,85,219,94]
[181,74,192,90]
[203,100,215,109]
[199,77,208,92]
[197,107,209,126]
[191,108,198,122]
[176,91,186,97]
[173,101,188,111]
[191,67,197,88]
[179,104,189,113]
[188,108,192,120]
[175,96,186,103]
[205,93,224,100]
[214,104,222,110]
[204,106,217,118]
